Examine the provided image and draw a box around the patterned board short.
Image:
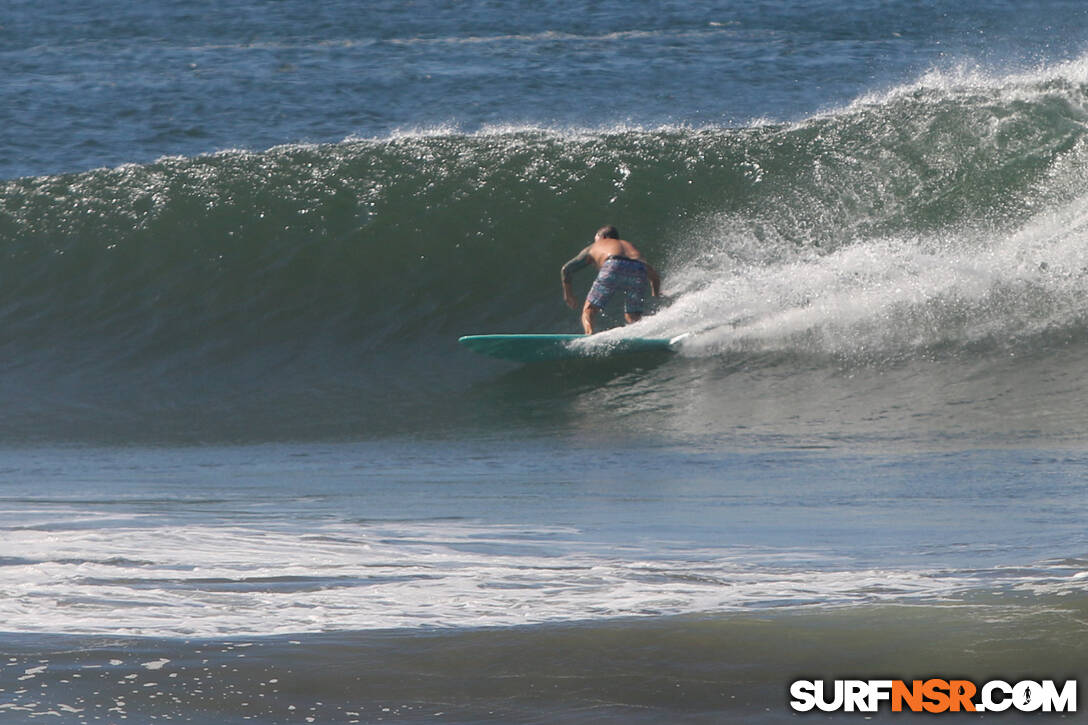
[586,257,649,315]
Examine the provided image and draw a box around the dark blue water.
[5,0,1088,178]
[2,1,1087,723]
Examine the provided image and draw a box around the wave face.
[5,60,1088,443]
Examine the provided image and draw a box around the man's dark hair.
[596,225,620,239]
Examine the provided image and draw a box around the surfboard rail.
[458,333,679,363]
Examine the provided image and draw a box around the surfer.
[561,225,661,334]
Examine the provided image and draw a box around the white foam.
[381,27,730,48]
[2,517,1079,637]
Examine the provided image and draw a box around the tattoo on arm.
[561,247,592,283]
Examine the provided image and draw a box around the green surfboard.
[458,333,681,363]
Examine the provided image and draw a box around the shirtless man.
[561,225,661,334]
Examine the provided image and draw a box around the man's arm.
[561,246,593,309]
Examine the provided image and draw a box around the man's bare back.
[561,225,661,334]
[581,236,644,266]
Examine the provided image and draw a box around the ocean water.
[2,1,1087,722]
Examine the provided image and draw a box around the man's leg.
[623,272,648,325]
[582,302,601,334]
